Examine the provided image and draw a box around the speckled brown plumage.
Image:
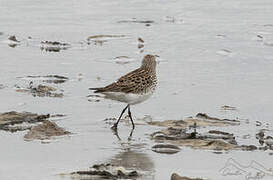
[91,54,157,94]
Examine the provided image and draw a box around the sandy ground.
[0,0,273,179]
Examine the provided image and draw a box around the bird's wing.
[93,68,150,93]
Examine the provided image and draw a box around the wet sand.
[0,0,273,180]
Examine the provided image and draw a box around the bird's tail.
[89,87,103,93]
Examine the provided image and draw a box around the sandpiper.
[90,54,157,130]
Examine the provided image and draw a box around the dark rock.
[220,105,237,110]
[138,44,144,49]
[118,20,155,24]
[256,121,262,126]
[41,41,70,46]
[128,171,138,177]
[8,35,20,42]
[138,37,144,43]
[40,46,63,52]
[8,43,19,48]
[240,145,258,151]
[152,144,181,154]
[87,35,125,41]
[196,113,239,123]
[208,130,233,136]
[40,41,70,52]
[256,130,265,145]
[256,130,265,139]
[256,130,273,148]
[259,146,268,151]
[71,163,139,179]
[24,75,68,84]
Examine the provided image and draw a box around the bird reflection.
[110,150,155,179]
[109,129,155,179]
[112,127,134,141]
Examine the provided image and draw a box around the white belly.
[102,91,154,105]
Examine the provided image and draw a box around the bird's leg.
[127,105,135,129]
[128,128,134,141]
[111,104,129,130]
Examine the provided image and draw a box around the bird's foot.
[128,129,134,141]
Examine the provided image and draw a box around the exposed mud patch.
[18,75,69,84]
[151,127,238,150]
[118,19,155,26]
[148,113,240,128]
[86,35,126,46]
[149,113,266,151]
[0,111,49,132]
[87,35,126,42]
[220,105,237,111]
[71,163,139,179]
[16,82,64,98]
[24,120,70,141]
[40,40,71,52]
[171,173,203,180]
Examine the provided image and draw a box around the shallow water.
[1,0,273,180]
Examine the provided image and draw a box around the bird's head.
[141,54,158,71]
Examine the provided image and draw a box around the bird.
[89,54,157,131]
